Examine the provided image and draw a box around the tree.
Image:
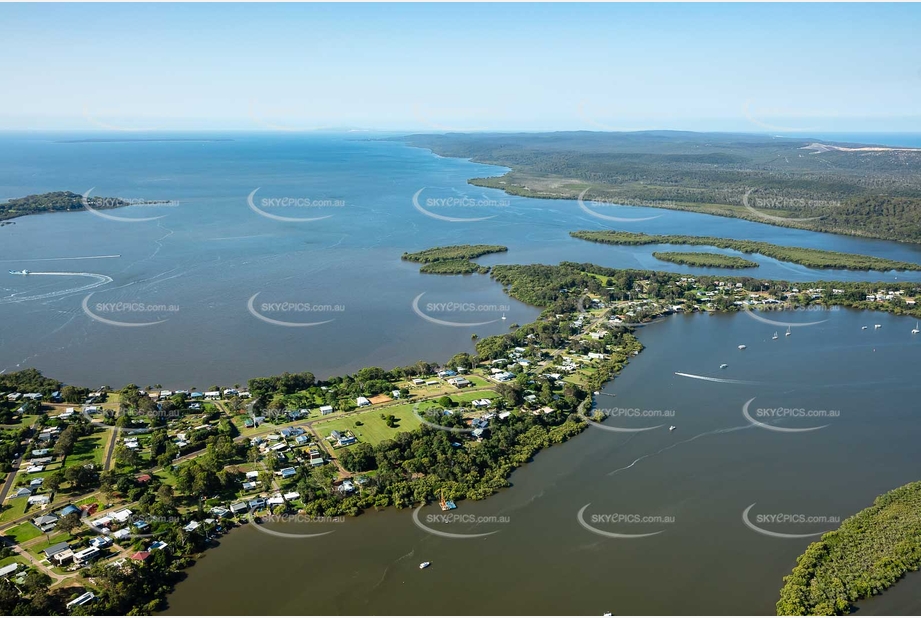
[45,470,65,494]
[52,426,77,462]
[57,511,82,535]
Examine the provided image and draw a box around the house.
[189,392,204,399]
[73,546,101,565]
[0,563,19,578]
[472,399,492,409]
[22,393,42,401]
[356,396,371,407]
[242,481,258,491]
[32,515,59,532]
[43,542,71,560]
[132,520,150,532]
[204,391,221,399]
[112,508,133,523]
[283,491,300,501]
[183,521,201,532]
[149,540,169,551]
[29,478,44,488]
[31,449,49,457]
[391,390,401,399]
[338,480,355,493]
[10,487,31,499]
[309,452,325,466]
[66,592,96,609]
[248,497,266,510]
[210,506,230,518]
[498,411,512,420]
[245,470,260,480]
[337,434,357,447]
[6,392,21,401]
[130,551,151,562]
[295,434,310,445]
[90,536,113,549]
[112,528,131,540]
[58,505,82,517]
[412,379,425,385]
[26,465,44,474]
[230,502,248,515]
[279,467,297,479]
[449,377,471,388]
[319,405,334,415]
[266,494,284,506]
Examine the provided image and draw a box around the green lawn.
[6,521,42,543]
[69,431,107,467]
[0,497,29,524]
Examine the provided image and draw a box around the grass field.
[0,497,30,524]
[313,389,501,446]
[69,431,107,466]
[6,521,42,543]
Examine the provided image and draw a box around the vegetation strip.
[652,251,759,269]
[777,480,921,616]
[570,230,921,271]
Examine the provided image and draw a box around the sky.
[1,2,920,133]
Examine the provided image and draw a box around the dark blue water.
[1,131,919,388]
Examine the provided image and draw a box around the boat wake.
[608,423,757,477]
[0,271,113,304]
[674,372,763,385]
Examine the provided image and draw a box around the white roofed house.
[319,405,334,415]
[356,396,371,407]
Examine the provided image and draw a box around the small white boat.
[785,326,792,337]
[501,313,507,320]
[913,322,919,334]
[861,326,868,330]
[875,324,882,329]
[720,363,728,369]
[419,561,431,569]
[772,332,778,340]
[668,425,676,431]
[738,344,746,350]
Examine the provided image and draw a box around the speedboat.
[861,326,868,330]
[419,561,431,569]
[875,324,882,329]
[738,344,746,350]
[720,363,728,369]
[668,425,676,431]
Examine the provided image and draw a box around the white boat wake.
[608,423,757,477]
[0,254,120,263]
[0,271,113,304]
[674,372,763,385]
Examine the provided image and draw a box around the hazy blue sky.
[2,3,920,132]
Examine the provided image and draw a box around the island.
[398,131,921,243]
[0,191,170,222]
[401,244,508,274]
[652,251,759,269]
[777,480,921,616]
[570,230,921,272]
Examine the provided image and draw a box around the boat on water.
[738,344,746,350]
[785,326,792,336]
[772,331,779,340]
[913,322,919,334]
[668,425,676,431]
[501,313,507,320]
[875,324,882,329]
[8,270,30,275]
[720,363,728,369]
[861,326,868,330]
[419,562,431,569]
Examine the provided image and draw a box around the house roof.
[130,551,151,561]
[44,541,71,557]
